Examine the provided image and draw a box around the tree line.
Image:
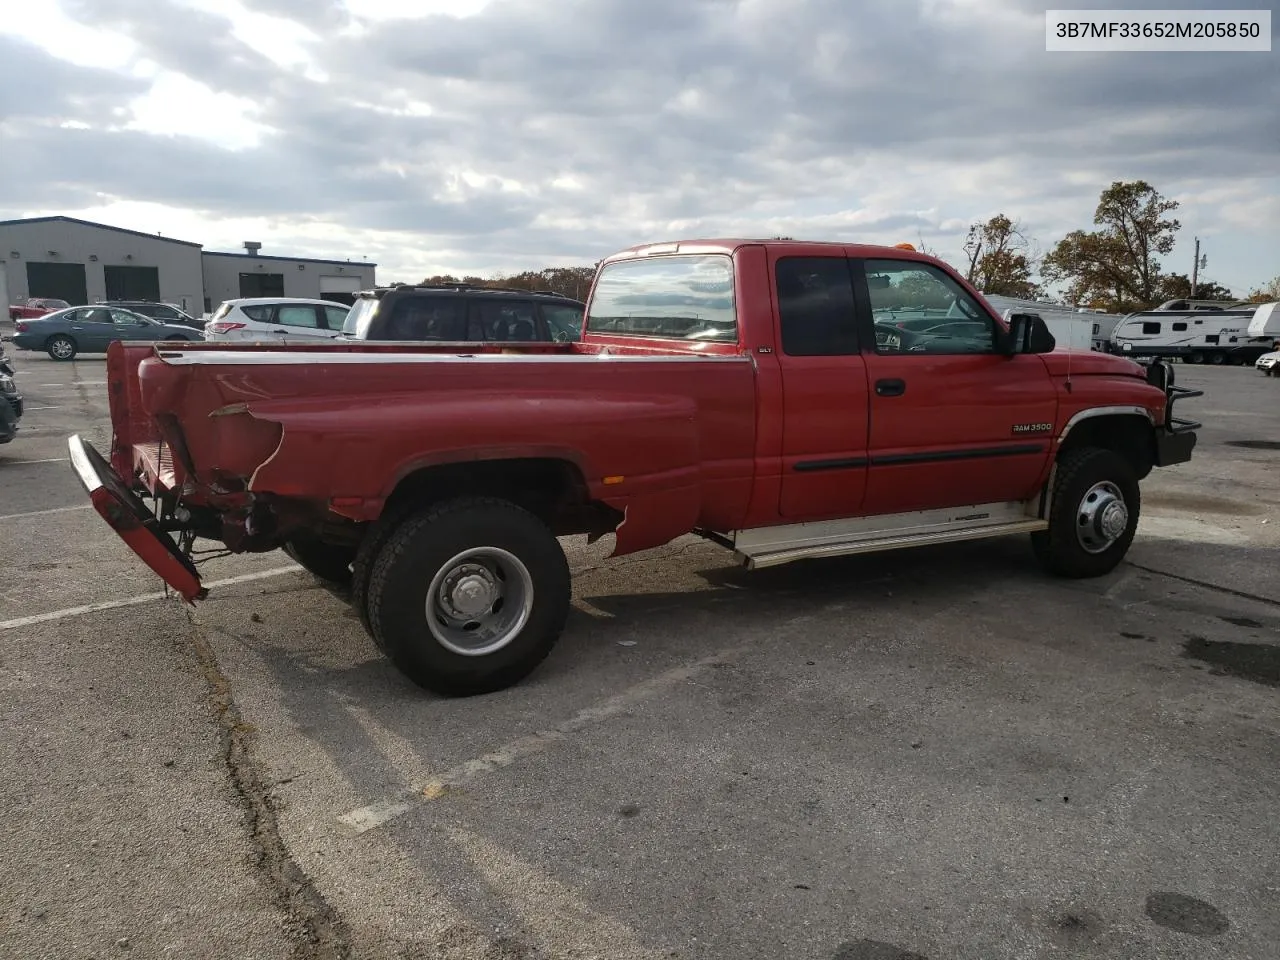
[416,180,1277,314]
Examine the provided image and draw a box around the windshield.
[343,297,380,337]
[585,254,737,342]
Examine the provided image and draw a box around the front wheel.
[366,497,571,697]
[47,335,77,361]
[1031,447,1140,579]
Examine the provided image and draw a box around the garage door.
[26,261,88,305]
[105,265,161,302]
[319,275,362,306]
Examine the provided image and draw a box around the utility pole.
[1190,237,1200,298]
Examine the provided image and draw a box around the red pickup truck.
[69,239,1201,696]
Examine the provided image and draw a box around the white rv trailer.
[1109,299,1275,365]
[981,294,1107,351]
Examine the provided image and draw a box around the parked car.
[9,297,71,321]
[341,284,584,343]
[0,349,22,443]
[204,298,351,344]
[11,305,202,360]
[102,300,205,330]
[69,237,1201,698]
[1256,349,1279,376]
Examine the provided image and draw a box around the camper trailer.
[981,294,1110,351]
[1109,299,1275,365]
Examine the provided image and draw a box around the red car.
[9,297,71,321]
[68,238,1201,696]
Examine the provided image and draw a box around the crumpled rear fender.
[241,390,706,553]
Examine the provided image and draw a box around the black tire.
[46,335,77,361]
[366,497,570,697]
[1031,446,1140,579]
[1208,352,1225,365]
[351,501,418,648]
[1186,353,1203,364]
[283,535,356,586]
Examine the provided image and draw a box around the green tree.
[963,213,1043,299]
[1042,180,1181,312]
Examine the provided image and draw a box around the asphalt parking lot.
[2,345,1278,960]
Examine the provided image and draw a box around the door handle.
[875,378,906,397]
[272,329,288,334]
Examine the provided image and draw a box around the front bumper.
[67,434,206,601]
[1144,359,1202,467]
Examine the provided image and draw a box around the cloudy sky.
[1,0,1276,295]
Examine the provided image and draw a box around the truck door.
[772,252,870,519]
[853,256,1056,515]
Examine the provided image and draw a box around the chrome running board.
[731,501,1047,570]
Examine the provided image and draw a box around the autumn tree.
[1247,275,1280,303]
[1156,274,1235,303]
[1041,180,1181,312]
[418,265,598,301]
[962,213,1043,299]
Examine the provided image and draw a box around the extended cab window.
[865,259,997,355]
[586,255,736,342]
[776,257,858,356]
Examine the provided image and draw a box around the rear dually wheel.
[366,497,571,697]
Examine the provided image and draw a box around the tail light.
[206,321,246,335]
[15,321,27,333]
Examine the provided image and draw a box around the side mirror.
[998,312,1056,355]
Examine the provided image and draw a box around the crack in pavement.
[185,609,354,960]
[1124,561,1280,609]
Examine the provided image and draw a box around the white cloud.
[124,72,271,148]
[0,0,1275,295]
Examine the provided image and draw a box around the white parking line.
[2,457,69,466]
[0,504,91,521]
[21,405,61,411]
[0,565,301,631]
[338,644,745,835]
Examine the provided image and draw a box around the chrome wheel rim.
[1076,481,1129,554]
[50,339,73,359]
[425,547,533,656]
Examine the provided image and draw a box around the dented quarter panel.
[128,348,760,552]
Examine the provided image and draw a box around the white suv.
[204,298,351,343]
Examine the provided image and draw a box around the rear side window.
[380,296,467,340]
[586,254,736,342]
[476,300,537,341]
[775,257,858,356]
[276,305,321,328]
[541,303,584,342]
[323,305,350,330]
[241,305,273,322]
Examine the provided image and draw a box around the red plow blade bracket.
[67,434,206,602]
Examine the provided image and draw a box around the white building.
[0,216,377,316]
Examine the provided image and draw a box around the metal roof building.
[0,216,376,315]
